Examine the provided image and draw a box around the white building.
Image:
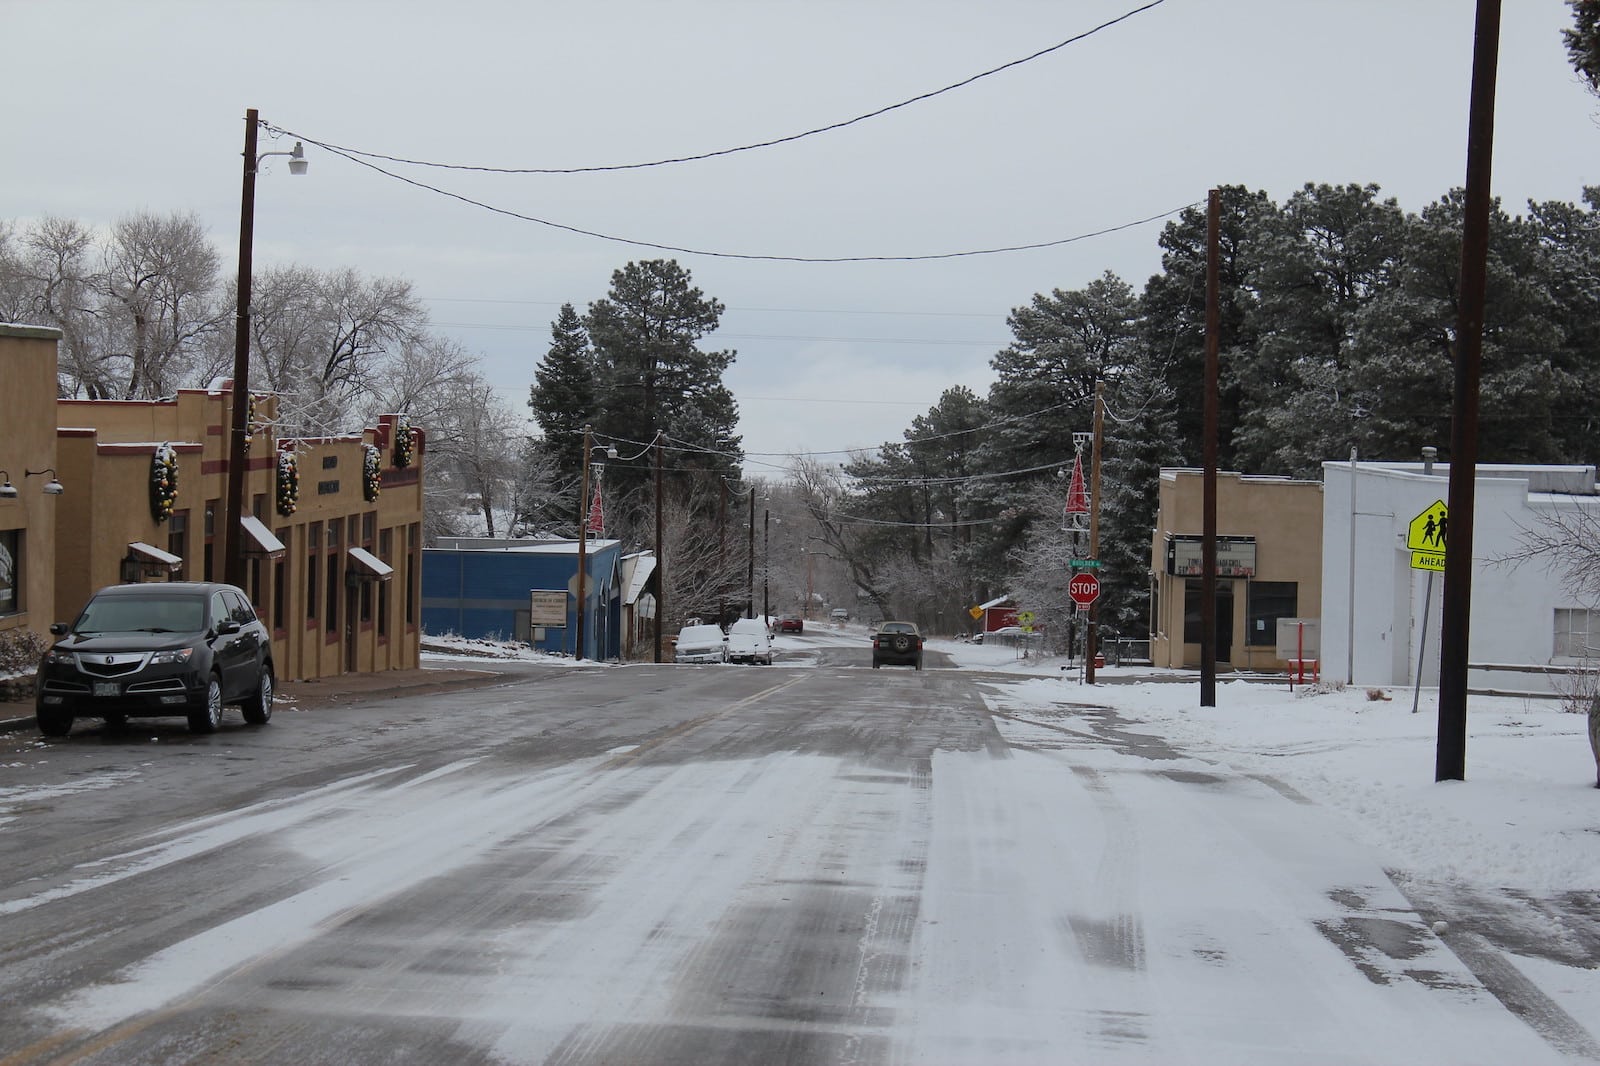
[1320,459,1599,693]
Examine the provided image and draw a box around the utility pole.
[746,488,756,618]
[1438,0,1501,782]
[718,478,728,624]
[654,433,665,663]
[762,504,771,623]
[575,424,592,661]
[224,109,260,590]
[1086,380,1104,684]
[1201,188,1221,708]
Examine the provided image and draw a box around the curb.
[0,666,516,735]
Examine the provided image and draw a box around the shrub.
[0,627,49,675]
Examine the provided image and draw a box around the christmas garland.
[362,443,382,502]
[149,442,179,523]
[392,414,414,469]
[276,448,300,516]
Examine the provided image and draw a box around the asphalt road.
[0,639,1591,1064]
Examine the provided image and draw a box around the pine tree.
[584,260,741,515]
[528,303,597,494]
[964,271,1140,594]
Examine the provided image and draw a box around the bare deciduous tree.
[0,216,107,396]
[102,211,222,398]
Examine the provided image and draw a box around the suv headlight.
[149,648,195,665]
[45,648,77,667]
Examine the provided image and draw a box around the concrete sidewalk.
[0,663,513,733]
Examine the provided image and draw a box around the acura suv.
[35,582,276,736]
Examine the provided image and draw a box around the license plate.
[93,682,120,697]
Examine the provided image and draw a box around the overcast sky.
[4,0,1595,478]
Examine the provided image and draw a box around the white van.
[726,617,774,665]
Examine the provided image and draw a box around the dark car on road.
[35,582,276,736]
[871,621,924,670]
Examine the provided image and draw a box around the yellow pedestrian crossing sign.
[1407,500,1447,571]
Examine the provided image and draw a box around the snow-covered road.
[0,636,1594,1064]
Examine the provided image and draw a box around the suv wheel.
[37,708,72,737]
[188,674,224,734]
[242,666,274,725]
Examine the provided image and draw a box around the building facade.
[2,323,423,683]
[423,539,624,659]
[1320,460,1600,692]
[0,325,64,649]
[1149,469,1324,672]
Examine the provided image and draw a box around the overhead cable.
[262,1,1166,176]
[249,137,1199,263]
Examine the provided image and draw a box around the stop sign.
[1068,572,1100,607]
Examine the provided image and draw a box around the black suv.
[871,621,924,670]
[36,582,275,736]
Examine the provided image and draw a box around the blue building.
[422,538,623,659]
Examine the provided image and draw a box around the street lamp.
[25,468,65,495]
[225,109,306,588]
[574,426,617,661]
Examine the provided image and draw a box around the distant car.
[34,581,275,736]
[673,623,727,664]
[830,608,849,622]
[726,617,774,665]
[872,621,924,670]
[777,616,804,634]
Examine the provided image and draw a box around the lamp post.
[573,426,617,661]
[225,108,305,588]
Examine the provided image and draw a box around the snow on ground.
[965,662,1600,901]
[425,626,1599,905]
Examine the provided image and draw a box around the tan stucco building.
[0,326,64,647]
[1149,469,1323,672]
[2,322,423,683]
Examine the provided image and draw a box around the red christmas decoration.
[586,478,605,535]
[1064,454,1089,515]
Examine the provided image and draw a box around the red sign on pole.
[1064,454,1089,516]
[1068,572,1100,607]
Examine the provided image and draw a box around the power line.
[433,320,1008,347]
[264,2,1166,176]
[250,136,1199,264]
[425,296,1002,320]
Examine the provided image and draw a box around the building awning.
[240,514,286,559]
[127,541,182,570]
[347,545,394,580]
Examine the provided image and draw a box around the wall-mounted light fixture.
[26,468,64,495]
[0,471,16,499]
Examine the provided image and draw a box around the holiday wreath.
[150,442,179,523]
[392,414,414,469]
[276,448,300,516]
[362,443,382,502]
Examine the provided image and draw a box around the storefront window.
[1247,581,1298,647]
[0,530,19,616]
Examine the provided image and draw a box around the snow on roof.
[978,595,1012,610]
[621,553,656,605]
[430,537,619,555]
